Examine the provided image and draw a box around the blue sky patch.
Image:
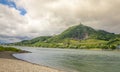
[0,0,27,15]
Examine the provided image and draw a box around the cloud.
[0,0,27,15]
[0,4,27,34]
[17,0,120,33]
[0,4,29,42]
[0,0,120,42]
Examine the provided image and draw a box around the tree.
[110,45,116,50]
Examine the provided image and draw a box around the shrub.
[0,46,22,52]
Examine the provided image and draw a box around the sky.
[0,0,120,43]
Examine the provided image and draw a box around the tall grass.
[0,46,22,52]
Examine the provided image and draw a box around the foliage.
[0,46,22,52]
[10,36,51,46]
[9,24,120,50]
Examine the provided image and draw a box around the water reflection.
[13,47,120,72]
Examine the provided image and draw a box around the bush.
[109,45,116,50]
[0,46,22,52]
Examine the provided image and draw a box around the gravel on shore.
[0,51,64,72]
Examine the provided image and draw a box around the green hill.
[13,36,51,46]
[10,24,120,49]
[47,24,116,42]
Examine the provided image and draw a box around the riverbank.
[0,51,64,72]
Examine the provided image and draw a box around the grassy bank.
[0,46,23,52]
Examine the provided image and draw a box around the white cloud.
[0,4,26,36]
[0,0,120,42]
[19,0,120,33]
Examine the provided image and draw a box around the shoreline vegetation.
[0,46,64,72]
[9,24,120,50]
[0,24,119,72]
[0,46,29,53]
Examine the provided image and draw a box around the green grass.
[0,46,22,52]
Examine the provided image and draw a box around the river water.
[13,46,120,72]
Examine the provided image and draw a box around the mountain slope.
[13,36,51,46]
[47,24,116,42]
[10,24,120,49]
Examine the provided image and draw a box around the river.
[13,46,120,72]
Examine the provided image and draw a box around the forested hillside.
[10,24,120,50]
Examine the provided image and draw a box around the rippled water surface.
[13,47,120,72]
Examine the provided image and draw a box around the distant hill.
[10,24,120,49]
[47,24,116,42]
[12,36,52,46]
[0,40,7,44]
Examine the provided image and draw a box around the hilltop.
[10,24,120,49]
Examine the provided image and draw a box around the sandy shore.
[0,51,64,72]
